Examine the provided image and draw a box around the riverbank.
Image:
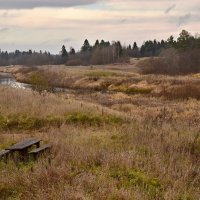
[1,64,200,100]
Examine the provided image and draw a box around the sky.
[0,0,199,54]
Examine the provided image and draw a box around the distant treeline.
[0,30,199,66]
[0,50,65,66]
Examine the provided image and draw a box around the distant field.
[0,60,200,199]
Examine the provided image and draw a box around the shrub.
[66,58,82,66]
[137,57,170,74]
[138,48,200,75]
[30,72,50,94]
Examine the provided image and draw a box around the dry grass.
[0,64,200,200]
[157,84,200,99]
[6,64,200,100]
[0,86,125,118]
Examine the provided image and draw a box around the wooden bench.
[29,144,51,159]
[6,138,41,151]
[6,138,41,161]
[0,150,10,160]
[1,138,51,163]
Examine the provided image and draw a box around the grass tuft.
[0,113,123,130]
[86,71,116,78]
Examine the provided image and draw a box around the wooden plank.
[0,150,10,158]
[29,144,51,154]
[6,138,41,151]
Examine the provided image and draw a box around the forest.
[0,30,199,69]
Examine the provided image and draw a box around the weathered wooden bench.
[0,150,10,160]
[6,138,41,161]
[6,138,41,151]
[29,144,51,159]
[1,138,51,163]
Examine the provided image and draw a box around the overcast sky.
[0,0,199,54]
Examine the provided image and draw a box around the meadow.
[0,59,199,200]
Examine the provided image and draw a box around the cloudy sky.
[0,0,199,54]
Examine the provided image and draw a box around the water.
[0,72,69,92]
[0,73,30,89]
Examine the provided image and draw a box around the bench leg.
[0,155,8,164]
[5,154,9,164]
[29,153,37,161]
[36,142,40,148]
[20,149,29,162]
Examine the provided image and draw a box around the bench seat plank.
[0,150,10,158]
[29,144,51,154]
[6,138,41,150]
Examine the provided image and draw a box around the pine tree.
[167,36,176,48]
[61,45,68,58]
[81,39,91,52]
[177,30,194,50]
[69,47,76,55]
[132,42,140,57]
[94,40,100,48]
[133,42,138,50]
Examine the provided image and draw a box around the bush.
[138,48,200,75]
[30,72,50,94]
[66,58,82,66]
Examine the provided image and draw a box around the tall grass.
[0,66,200,199]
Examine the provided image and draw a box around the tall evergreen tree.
[132,42,140,57]
[94,40,100,48]
[167,36,175,48]
[81,39,91,52]
[69,47,76,55]
[177,30,194,50]
[61,45,68,58]
[116,41,123,56]
[133,42,138,50]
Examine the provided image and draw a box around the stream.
[0,72,30,89]
[0,72,68,92]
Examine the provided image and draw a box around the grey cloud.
[177,13,191,26]
[119,19,127,24]
[1,11,19,18]
[0,27,8,32]
[61,38,74,43]
[2,11,9,17]
[165,4,176,14]
[0,0,99,9]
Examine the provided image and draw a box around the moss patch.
[0,113,123,131]
[110,168,162,198]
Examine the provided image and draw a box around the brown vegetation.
[138,48,200,75]
[0,63,200,200]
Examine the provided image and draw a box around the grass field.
[0,60,199,200]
